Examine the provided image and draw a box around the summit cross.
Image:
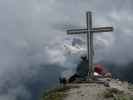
[66,11,113,79]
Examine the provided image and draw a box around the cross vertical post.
[86,12,93,79]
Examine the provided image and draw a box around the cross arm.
[67,27,113,35]
[93,27,113,33]
[67,29,88,34]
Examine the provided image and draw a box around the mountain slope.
[42,79,133,100]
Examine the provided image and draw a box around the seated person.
[69,56,89,82]
[59,56,112,84]
[68,56,112,82]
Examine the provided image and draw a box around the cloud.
[0,0,133,100]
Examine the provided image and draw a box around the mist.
[0,0,133,100]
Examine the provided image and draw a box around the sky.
[0,0,133,100]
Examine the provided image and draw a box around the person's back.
[76,56,89,78]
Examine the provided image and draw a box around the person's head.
[81,55,87,61]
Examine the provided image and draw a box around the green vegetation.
[41,85,79,100]
[113,95,133,100]
[128,84,133,91]
[103,90,113,98]
[41,86,67,100]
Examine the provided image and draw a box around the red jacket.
[95,64,108,75]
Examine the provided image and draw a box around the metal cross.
[66,11,113,79]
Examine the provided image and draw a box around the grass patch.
[103,90,114,98]
[113,95,133,100]
[41,85,79,100]
[128,84,133,91]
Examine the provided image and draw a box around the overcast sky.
[16,0,133,64]
[0,0,133,100]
